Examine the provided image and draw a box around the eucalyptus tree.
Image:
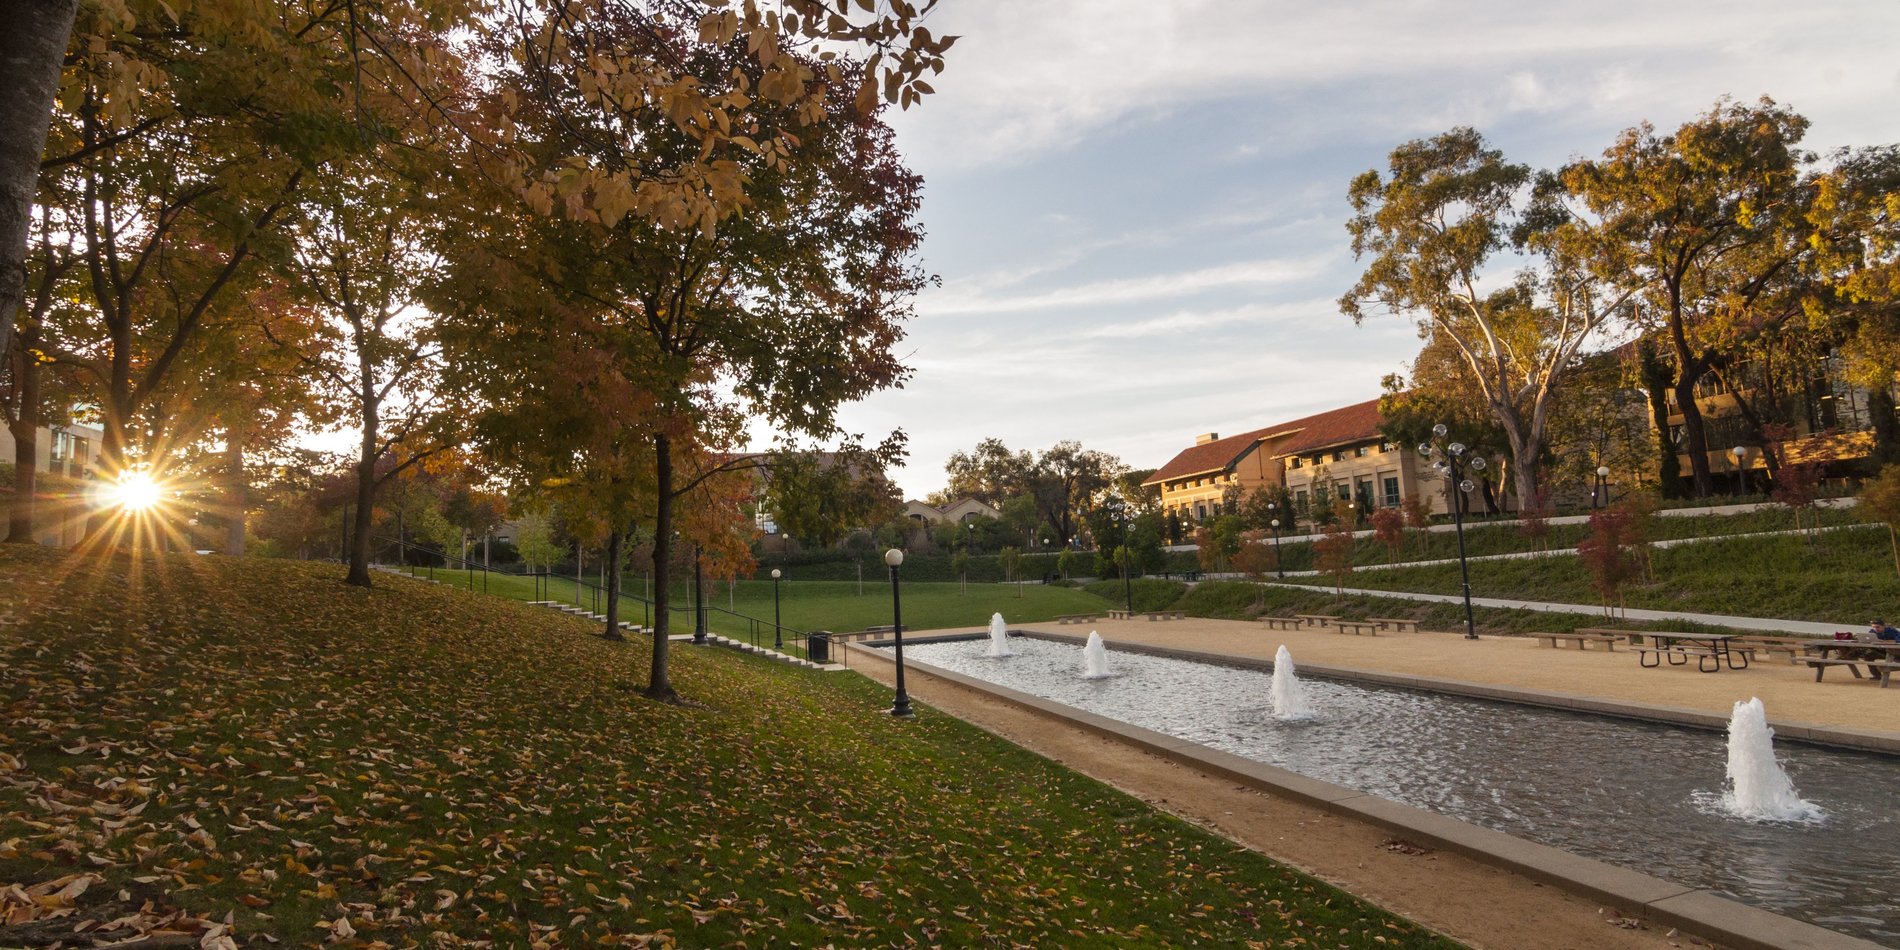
[1343,128,1634,509]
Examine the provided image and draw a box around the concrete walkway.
[1262,582,1856,635]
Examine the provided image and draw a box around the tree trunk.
[5,332,42,543]
[1672,374,1715,497]
[601,527,625,640]
[1870,385,1900,470]
[645,432,678,702]
[223,432,246,556]
[345,391,380,587]
[0,0,77,366]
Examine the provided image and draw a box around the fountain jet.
[985,613,1014,658]
[1081,631,1114,679]
[1722,697,1821,823]
[1270,645,1316,721]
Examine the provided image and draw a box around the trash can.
[807,631,832,664]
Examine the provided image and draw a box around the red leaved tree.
[1370,507,1405,563]
[1577,505,1638,618]
[1772,461,1825,542]
[1314,501,1357,595]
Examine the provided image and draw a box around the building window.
[1333,450,1346,462]
[1355,445,1369,458]
[1383,476,1400,507]
[1295,489,1309,512]
[1195,504,1206,521]
[1289,457,1303,469]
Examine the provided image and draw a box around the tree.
[951,548,970,595]
[998,545,1023,597]
[1314,501,1356,595]
[1401,493,1433,553]
[1344,127,1631,509]
[943,438,1034,505]
[1771,460,1825,541]
[1518,488,1554,553]
[1056,547,1079,580]
[1558,98,1817,497]
[1809,145,1900,465]
[1232,530,1276,580]
[1577,505,1640,618]
[514,511,561,573]
[1028,440,1125,546]
[1860,465,1900,579]
[764,440,903,549]
[447,30,930,702]
[1370,506,1405,563]
[0,0,78,369]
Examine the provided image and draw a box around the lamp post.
[1270,516,1284,578]
[1731,445,1747,496]
[884,548,913,718]
[1417,423,1484,640]
[770,568,783,649]
[1594,465,1610,508]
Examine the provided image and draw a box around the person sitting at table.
[1874,620,1900,643]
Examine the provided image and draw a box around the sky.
[771,0,1900,500]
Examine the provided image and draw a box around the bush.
[1082,578,1186,612]
[1174,580,1266,619]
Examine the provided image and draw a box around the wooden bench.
[1259,617,1302,631]
[1107,609,1132,620]
[1533,632,1620,651]
[1806,657,1872,682]
[862,624,905,635]
[1729,636,1812,664]
[1575,626,1639,645]
[1333,621,1380,636]
[1636,645,1722,673]
[1368,617,1420,633]
[1143,611,1186,621]
[1295,614,1340,629]
[1056,613,1099,625]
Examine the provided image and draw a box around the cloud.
[922,254,1337,316]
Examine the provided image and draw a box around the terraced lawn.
[0,546,1455,948]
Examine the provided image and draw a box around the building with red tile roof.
[1144,397,1450,528]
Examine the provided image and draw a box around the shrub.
[1082,578,1185,612]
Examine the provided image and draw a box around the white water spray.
[1721,698,1821,822]
[985,613,1014,657]
[1081,631,1114,679]
[1270,645,1316,721]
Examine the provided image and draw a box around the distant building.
[0,421,104,545]
[902,497,1000,526]
[1145,398,1448,528]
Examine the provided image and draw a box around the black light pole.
[1595,465,1610,508]
[1270,515,1284,578]
[884,548,913,718]
[1731,446,1747,496]
[1419,423,1483,640]
[771,567,783,649]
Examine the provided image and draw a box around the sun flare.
[111,469,164,512]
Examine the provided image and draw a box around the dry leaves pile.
[0,546,1455,948]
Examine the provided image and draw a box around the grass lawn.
[1275,525,1890,625]
[0,546,1453,948]
[400,565,1115,640]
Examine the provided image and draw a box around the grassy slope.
[402,568,1116,637]
[1276,526,1887,625]
[0,546,1453,948]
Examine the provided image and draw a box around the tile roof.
[1143,398,1387,486]
[1142,427,1277,486]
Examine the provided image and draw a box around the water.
[1716,698,1824,823]
[1269,646,1315,721]
[890,636,1900,945]
[1081,631,1113,679]
[985,613,1014,658]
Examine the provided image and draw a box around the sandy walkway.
[847,619,1900,949]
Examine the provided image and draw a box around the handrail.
[370,535,817,660]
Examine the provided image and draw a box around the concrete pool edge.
[845,640,1888,950]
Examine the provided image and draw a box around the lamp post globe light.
[1417,425,1484,640]
[1595,465,1611,508]
[1269,517,1284,578]
[1731,445,1747,495]
[770,568,783,650]
[884,548,913,718]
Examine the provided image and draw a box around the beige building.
[902,497,1000,527]
[1,421,104,545]
[1146,398,1452,528]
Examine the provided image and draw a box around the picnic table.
[1802,640,1900,685]
[1636,631,1749,673]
